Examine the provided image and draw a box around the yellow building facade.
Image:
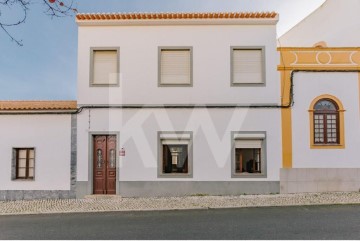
[278,47,360,193]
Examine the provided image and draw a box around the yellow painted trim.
[278,47,360,70]
[308,94,345,149]
[278,47,360,51]
[278,66,360,71]
[281,70,292,168]
[359,73,360,120]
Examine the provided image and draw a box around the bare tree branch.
[0,23,23,45]
[0,0,77,46]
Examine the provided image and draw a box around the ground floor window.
[163,144,188,173]
[235,147,261,173]
[158,132,193,177]
[232,132,266,177]
[13,148,35,180]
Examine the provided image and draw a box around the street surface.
[0,205,359,239]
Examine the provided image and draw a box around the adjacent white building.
[279,0,360,47]
[278,0,360,193]
[0,101,77,200]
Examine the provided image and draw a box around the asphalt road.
[0,205,360,240]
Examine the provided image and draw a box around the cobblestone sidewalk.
[1,192,360,216]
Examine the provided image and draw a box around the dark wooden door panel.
[106,135,117,194]
[93,136,107,194]
[93,135,117,195]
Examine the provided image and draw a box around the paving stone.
[1,192,360,216]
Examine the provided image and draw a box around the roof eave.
[76,18,279,26]
[0,109,78,114]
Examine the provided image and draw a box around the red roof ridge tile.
[0,100,77,111]
[76,12,278,21]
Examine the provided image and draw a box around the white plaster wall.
[77,108,282,182]
[292,72,360,168]
[77,24,279,105]
[0,115,71,190]
[280,0,360,47]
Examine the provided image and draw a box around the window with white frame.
[158,132,193,177]
[232,132,266,177]
[231,47,264,85]
[159,48,192,86]
[90,48,119,86]
[13,148,35,180]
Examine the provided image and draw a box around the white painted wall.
[0,115,72,190]
[77,108,282,182]
[76,20,282,188]
[292,72,360,168]
[77,24,280,105]
[280,0,360,47]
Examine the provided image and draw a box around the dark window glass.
[235,148,261,173]
[162,144,188,174]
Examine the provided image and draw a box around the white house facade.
[75,12,283,197]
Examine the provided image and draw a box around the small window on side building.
[13,148,35,180]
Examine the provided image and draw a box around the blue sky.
[0,0,325,100]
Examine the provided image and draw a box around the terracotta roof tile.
[76,12,278,21]
[0,101,77,111]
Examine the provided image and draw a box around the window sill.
[231,82,266,87]
[158,84,193,87]
[231,173,267,178]
[158,173,193,178]
[11,179,35,182]
[311,144,345,149]
[90,84,120,87]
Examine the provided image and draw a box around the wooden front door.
[93,135,117,194]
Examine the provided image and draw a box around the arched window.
[309,95,345,149]
[313,99,339,144]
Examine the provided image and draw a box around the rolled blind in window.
[235,139,262,149]
[160,49,191,85]
[162,140,190,145]
[93,50,118,85]
[233,49,263,84]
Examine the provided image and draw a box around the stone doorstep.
[84,195,122,200]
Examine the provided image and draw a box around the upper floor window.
[13,148,35,180]
[309,95,345,149]
[90,48,120,86]
[231,47,265,86]
[159,47,192,86]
